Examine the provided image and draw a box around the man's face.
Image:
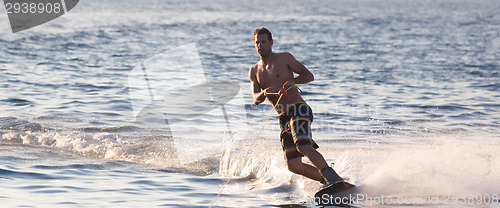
[254,34,273,56]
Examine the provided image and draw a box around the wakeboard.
[314,181,357,207]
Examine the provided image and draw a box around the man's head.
[254,27,273,57]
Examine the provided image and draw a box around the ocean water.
[0,0,499,207]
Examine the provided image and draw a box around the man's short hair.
[253,27,272,41]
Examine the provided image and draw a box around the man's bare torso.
[250,52,304,115]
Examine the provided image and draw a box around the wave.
[0,167,62,180]
[1,117,499,205]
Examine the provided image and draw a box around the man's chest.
[256,64,292,86]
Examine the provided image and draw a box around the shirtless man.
[249,27,344,186]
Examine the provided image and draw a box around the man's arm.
[283,52,314,89]
[249,67,266,105]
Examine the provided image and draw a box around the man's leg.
[297,143,344,185]
[296,144,328,170]
[290,116,328,169]
[291,116,344,185]
[286,157,323,182]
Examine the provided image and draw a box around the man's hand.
[264,86,280,96]
[254,87,278,105]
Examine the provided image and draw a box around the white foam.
[216,134,500,205]
[3,127,499,203]
[361,137,500,197]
